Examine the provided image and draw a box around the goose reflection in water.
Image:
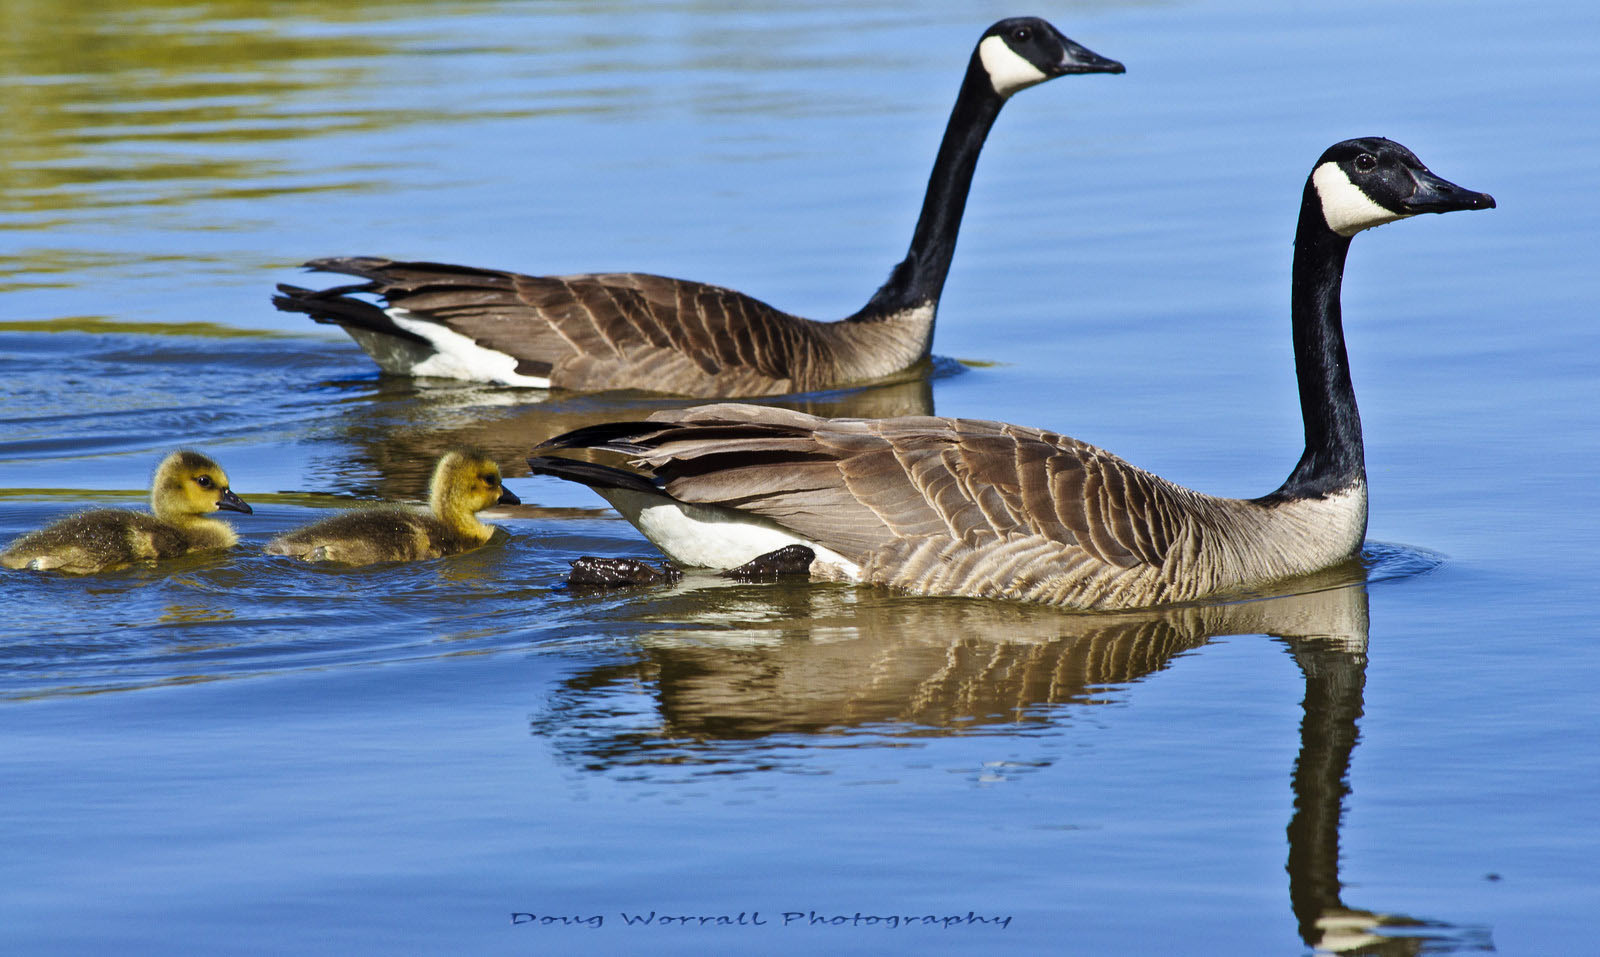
[535,557,1491,954]
[308,363,942,502]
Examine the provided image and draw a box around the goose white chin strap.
[1312,163,1408,237]
[978,36,1047,98]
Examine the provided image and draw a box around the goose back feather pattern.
[279,258,928,397]
[533,404,1367,609]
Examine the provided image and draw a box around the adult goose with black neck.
[525,138,1494,609]
[274,18,1123,397]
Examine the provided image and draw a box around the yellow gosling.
[1,450,251,574]
[266,449,518,565]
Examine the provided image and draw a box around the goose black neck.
[850,54,1005,321]
[1270,183,1366,500]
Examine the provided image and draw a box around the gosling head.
[429,448,520,522]
[1310,137,1496,238]
[151,450,251,522]
[975,17,1124,99]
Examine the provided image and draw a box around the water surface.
[3,0,1597,953]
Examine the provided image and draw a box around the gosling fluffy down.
[266,449,519,565]
[1,450,252,574]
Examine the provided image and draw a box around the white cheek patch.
[1312,163,1408,237]
[385,308,552,387]
[978,35,1048,97]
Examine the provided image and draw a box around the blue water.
[3,0,1597,953]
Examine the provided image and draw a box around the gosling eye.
[195,475,214,489]
[1353,153,1378,174]
[484,474,499,488]
[1011,26,1032,43]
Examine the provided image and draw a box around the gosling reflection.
[538,565,1488,952]
[313,365,939,500]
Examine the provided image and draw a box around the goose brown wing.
[601,405,1183,569]
[299,258,822,395]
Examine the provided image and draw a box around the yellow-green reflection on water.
[0,316,293,337]
[0,0,584,228]
[2,2,380,209]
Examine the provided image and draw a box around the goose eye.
[195,475,214,489]
[1353,153,1378,173]
[484,475,499,487]
[1011,26,1032,43]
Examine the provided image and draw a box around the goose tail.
[525,455,662,495]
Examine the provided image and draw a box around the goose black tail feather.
[272,283,432,345]
[535,422,660,454]
[526,455,662,495]
[537,419,810,455]
[303,256,517,288]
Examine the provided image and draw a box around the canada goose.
[265,449,519,564]
[1,450,251,574]
[526,138,1494,609]
[273,18,1124,397]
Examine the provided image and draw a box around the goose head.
[429,448,520,524]
[976,17,1125,99]
[1310,137,1496,238]
[151,450,250,521]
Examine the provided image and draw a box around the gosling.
[266,449,519,565]
[1,450,252,574]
